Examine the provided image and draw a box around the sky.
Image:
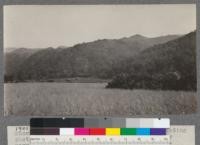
[4,4,196,49]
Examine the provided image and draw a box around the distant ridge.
[4,34,180,82]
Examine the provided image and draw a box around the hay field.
[4,83,197,116]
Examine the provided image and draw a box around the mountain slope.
[106,31,196,91]
[4,34,179,82]
[4,48,39,82]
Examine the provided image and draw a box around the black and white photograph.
[4,4,197,116]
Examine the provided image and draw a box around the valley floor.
[4,83,197,116]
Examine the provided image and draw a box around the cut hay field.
[4,83,197,116]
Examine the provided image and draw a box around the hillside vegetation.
[5,34,179,82]
[106,31,196,91]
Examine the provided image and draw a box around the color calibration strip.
[30,118,170,128]
[31,128,166,135]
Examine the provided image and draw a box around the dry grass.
[4,83,197,116]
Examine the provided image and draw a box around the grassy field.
[4,83,197,116]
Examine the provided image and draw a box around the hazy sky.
[4,4,196,49]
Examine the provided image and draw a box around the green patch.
[120,128,136,135]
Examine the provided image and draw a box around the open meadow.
[4,83,197,116]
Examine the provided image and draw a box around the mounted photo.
[4,5,197,116]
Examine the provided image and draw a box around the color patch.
[106,128,120,135]
[120,128,136,135]
[30,128,60,135]
[43,128,60,135]
[139,119,154,128]
[153,119,170,128]
[60,128,74,135]
[30,128,43,135]
[150,128,166,135]
[126,118,140,128]
[136,128,150,135]
[90,128,105,135]
[75,128,89,135]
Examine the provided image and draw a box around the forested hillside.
[4,34,179,82]
[107,31,196,91]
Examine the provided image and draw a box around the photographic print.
[4,5,197,116]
